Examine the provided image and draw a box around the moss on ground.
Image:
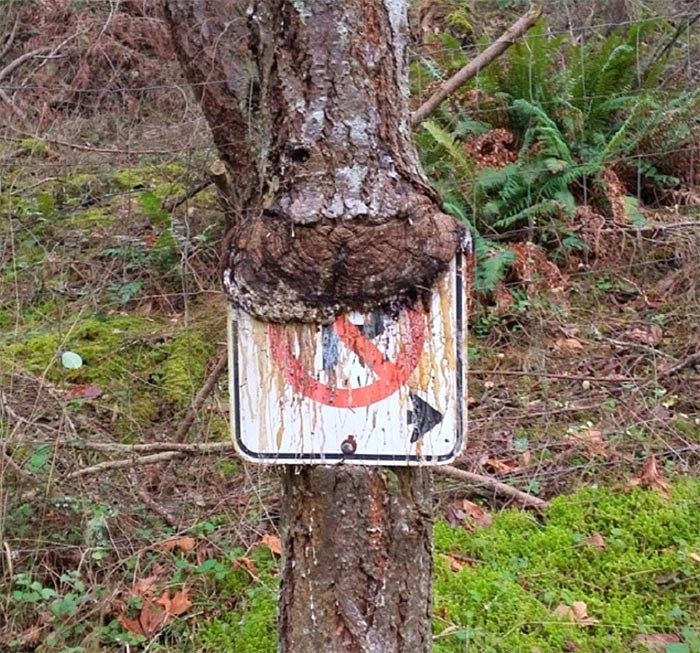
[189,547,278,653]
[188,480,700,653]
[160,327,217,407]
[1,312,219,439]
[433,479,700,652]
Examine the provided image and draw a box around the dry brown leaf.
[160,536,197,554]
[233,557,260,578]
[633,633,681,651]
[689,552,700,564]
[625,324,663,346]
[553,601,598,626]
[584,533,606,551]
[443,552,477,572]
[261,533,282,556]
[484,457,519,475]
[138,599,167,638]
[493,287,514,314]
[132,575,159,597]
[554,337,584,351]
[168,588,192,616]
[629,455,670,496]
[461,499,492,528]
[65,383,103,400]
[117,613,146,638]
[19,624,44,646]
[155,587,192,617]
[571,429,607,456]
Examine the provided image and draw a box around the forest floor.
[1,1,700,652]
[1,108,698,653]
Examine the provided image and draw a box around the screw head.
[340,435,357,455]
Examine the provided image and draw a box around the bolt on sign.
[228,253,468,465]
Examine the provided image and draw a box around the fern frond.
[420,120,474,178]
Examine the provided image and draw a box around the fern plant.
[414,15,699,291]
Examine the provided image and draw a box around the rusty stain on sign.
[228,253,467,465]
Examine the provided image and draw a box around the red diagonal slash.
[268,309,425,408]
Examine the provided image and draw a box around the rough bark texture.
[280,466,433,653]
[163,0,463,322]
[164,2,444,650]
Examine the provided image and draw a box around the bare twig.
[436,465,549,510]
[468,369,645,383]
[162,177,213,212]
[601,336,675,360]
[0,133,182,156]
[1,450,33,483]
[0,16,19,61]
[131,473,179,528]
[0,86,25,123]
[18,442,235,502]
[600,220,700,233]
[652,12,700,74]
[175,350,228,442]
[69,451,186,478]
[0,46,52,83]
[658,350,700,379]
[411,5,542,126]
[62,441,233,455]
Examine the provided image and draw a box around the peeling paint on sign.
[228,253,467,465]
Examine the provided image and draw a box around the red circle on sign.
[268,310,425,408]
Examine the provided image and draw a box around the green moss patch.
[1,313,219,439]
[189,547,278,653]
[434,479,700,652]
[190,481,700,653]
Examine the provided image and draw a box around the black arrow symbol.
[407,393,444,443]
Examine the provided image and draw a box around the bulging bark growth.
[164,0,463,322]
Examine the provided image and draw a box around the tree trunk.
[280,466,433,653]
[163,0,463,323]
[163,2,458,651]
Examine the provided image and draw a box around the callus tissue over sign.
[228,254,467,465]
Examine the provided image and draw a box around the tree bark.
[163,2,453,651]
[163,0,463,323]
[280,466,433,653]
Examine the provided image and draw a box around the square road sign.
[228,253,467,465]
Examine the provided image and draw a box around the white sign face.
[228,253,466,465]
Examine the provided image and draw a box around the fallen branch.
[175,350,228,442]
[62,441,233,455]
[0,46,52,83]
[435,465,549,510]
[19,442,236,502]
[162,177,213,212]
[0,133,182,156]
[1,450,33,483]
[658,350,700,379]
[0,16,19,61]
[131,473,179,528]
[19,451,190,502]
[0,86,25,121]
[411,5,542,126]
[467,369,645,383]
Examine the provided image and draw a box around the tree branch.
[0,16,19,61]
[63,441,233,455]
[658,350,700,379]
[435,465,549,510]
[175,349,228,442]
[411,5,542,126]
